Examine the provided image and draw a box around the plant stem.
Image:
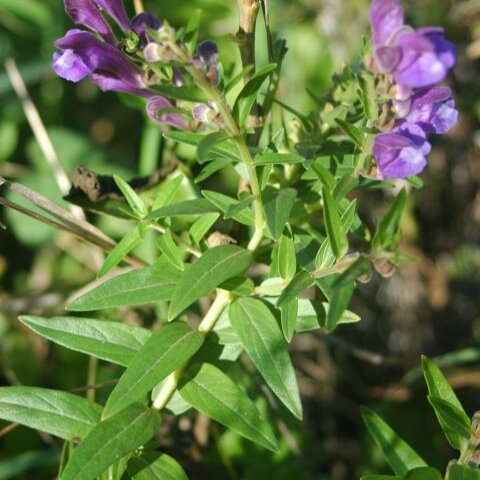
[183,60,265,251]
[151,290,232,410]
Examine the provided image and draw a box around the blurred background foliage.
[0,0,480,478]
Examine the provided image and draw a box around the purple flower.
[370,0,456,88]
[131,12,163,46]
[373,122,431,178]
[399,86,458,134]
[370,0,404,47]
[64,0,116,44]
[194,40,219,85]
[53,29,149,96]
[147,96,187,129]
[393,28,456,88]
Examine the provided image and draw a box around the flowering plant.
[0,0,472,479]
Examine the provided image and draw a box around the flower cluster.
[52,0,218,130]
[369,0,458,179]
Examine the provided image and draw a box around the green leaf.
[202,190,254,226]
[168,245,252,320]
[278,229,297,281]
[0,387,102,441]
[335,118,365,148]
[163,132,240,162]
[322,187,348,259]
[224,195,255,220]
[229,298,302,418]
[360,476,401,480]
[277,270,314,307]
[325,281,355,331]
[233,63,276,126]
[178,363,277,451]
[68,257,181,311]
[254,152,305,165]
[146,199,218,220]
[19,316,150,367]
[128,452,189,480]
[422,356,470,450]
[295,299,360,332]
[156,231,184,271]
[195,158,234,183]
[447,463,480,480]
[311,161,336,192]
[404,467,443,480]
[262,187,297,240]
[0,450,60,480]
[113,175,147,218]
[189,212,219,244]
[361,407,426,476]
[332,256,371,288]
[151,85,206,102]
[224,65,255,93]
[103,323,204,418]
[427,396,470,450]
[99,227,143,278]
[61,404,161,480]
[372,189,407,252]
[151,175,184,211]
[281,299,298,342]
[197,132,229,163]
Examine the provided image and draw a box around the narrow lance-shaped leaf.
[254,152,304,165]
[278,228,296,281]
[151,175,184,211]
[361,407,427,476]
[189,212,219,244]
[156,231,184,271]
[404,468,443,480]
[322,187,348,259]
[146,199,218,220]
[229,298,302,419]
[427,396,470,450]
[325,281,355,332]
[98,226,143,278]
[0,386,102,441]
[277,270,314,308]
[19,316,150,366]
[197,131,229,164]
[178,363,278,452]
[262,187,297,240]
[114,175,147,218]
[422,356,470,450]
[61,404,161,480]
[128,452,189,480]
[103,323,204,418]
[335,118,365,148]
[168,245,252,320]
[281,298,298,343]
[68,257,181,311]
[372,188,407,252]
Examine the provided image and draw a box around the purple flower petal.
[394,29,455,88]
[405,87,458,134]
[147,96,188,129]
[64,0,116,44]
[373,122,430,178]
[53,29,147,95]
[53,49,91,82]
[374,45,401,72]
[131,12,162,46]
[370,0,404,46]
[94,0,131,34]
[196,40,218,65]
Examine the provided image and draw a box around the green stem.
[151,290,231,410]
[181,54,265,251]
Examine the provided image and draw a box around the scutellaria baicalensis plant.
[0,0,468,479]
